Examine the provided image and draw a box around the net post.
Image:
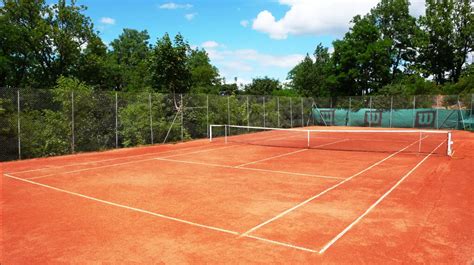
[17,89,21,160]
[447,132,453,156]
[263,96,266,128]
[412,95,416,128]
[224,124,228,144]
[290,97,293,128]
[181,94,184,142]
[206,95,209,137]
[301,97,304,128]
[389,96,393,128]
[71,90,75,154]
[115,92,118,148]
[277,97,280,127]
[209,125,213,142]
[149,93,154,144]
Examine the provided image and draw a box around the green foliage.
[244,77,281,95]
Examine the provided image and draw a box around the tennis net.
[209,125,453,156]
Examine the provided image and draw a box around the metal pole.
[181,94,184,141]
[368,96,372,127]
[418,131,422,154]
[17,90,21,160]
[71,91,75,153]
[227,96,230,125]
[277,97,280,127]
[290,97,293,128]
[348,97,352,126]
[149,93,154,144]
[389,96,393,128]
[115,92,118,148]
[412,95,416,128]
[263,96,266,127]
[246,95,250,129]
[301,98,304,128]
[436,96,439,129]
[206,95,209,137]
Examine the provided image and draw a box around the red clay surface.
[1,127,473,264]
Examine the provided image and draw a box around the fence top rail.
[210,124,451,134]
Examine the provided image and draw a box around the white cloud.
[201,41,220,48]
[185,13,197,20]
[240,20,249,27]
[252,0,426,39]
[100,17,115,25]
[159,2,193,9]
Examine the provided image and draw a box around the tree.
[371,0,419,80]
[332,15,392,95]
[188,48,220,91]
[244,77,281,95]
[149,33,191,107]
[109,29,152,91]
[418,0,473,84]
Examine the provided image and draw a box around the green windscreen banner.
[312,108,470,130]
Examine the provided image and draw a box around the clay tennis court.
[2,126,473,264]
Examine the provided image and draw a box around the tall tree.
[371,0,419,80]
[244,77,281,95]
[288,44,334,97]
[418,0,473,84]
[109,29,151,90]
[149,33,191,107]
[332,15,392,95]
[188,48,220,91]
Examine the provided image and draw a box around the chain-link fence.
[1,87,472,161]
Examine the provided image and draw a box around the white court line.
[239,136,428,238]
[319,140,446,254]
[3,173,317,253]
[236,138,348,168]
[154,157,344,180]
[26,145,238,180]
[246,235,318,253]
[5,173,238,235]
[10,141,217,175]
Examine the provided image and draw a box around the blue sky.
[60,0,426,85]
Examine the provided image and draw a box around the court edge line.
[319,140,446,254]
[239,136,428,238]
[25,145,238,180]
[154,157,344,180]
[3,173,317,253]
[9,140,215,174]
[235,138,348,168]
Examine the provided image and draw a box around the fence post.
[389,96,393,128]
[348,97,352,126]
[115,92,118,148]
[149,93,154,144]
[206,95,209,137]
[17,89,21,160]
[412,95,416,128]
[436,95,439,129]
[301,98,304,128]
[181,94,184,141]
[246,95,250,128]
[290,97,293,128]
[368,96,372,127]
[263,96,266,127]
[227,95,230,125]
[71,91,75,154]
[277,97,280,127]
